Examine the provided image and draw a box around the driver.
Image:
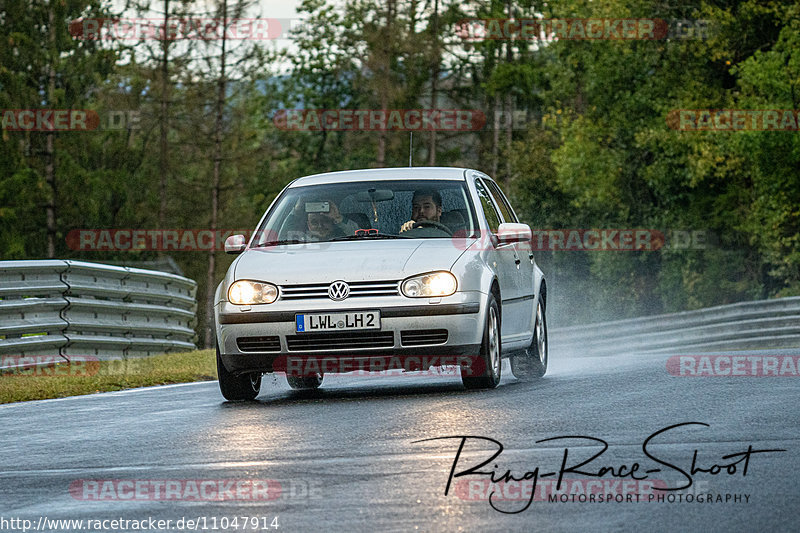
[399,189,443,233]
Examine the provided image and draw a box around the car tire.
[510,295,548,381]
[462,292,502,389]
[216,343,262,401]
[286,374,323,390]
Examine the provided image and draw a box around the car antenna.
[409,132,413,166]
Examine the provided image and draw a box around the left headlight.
[228,280,278,305]
[401,271,457,298]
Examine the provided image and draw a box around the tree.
[0,0,118,258]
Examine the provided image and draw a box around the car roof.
[288,167,475,187]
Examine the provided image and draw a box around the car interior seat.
[343,212,372,230]
[440,210,466,233]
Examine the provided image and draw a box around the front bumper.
[216,292,487,375]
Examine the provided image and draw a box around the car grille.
[279,280,399,301]
[237,336,281,352]
[286,331,394,351]
[401,329,449,346]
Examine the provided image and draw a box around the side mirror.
[496,223,532,244]
[224,234,247,254]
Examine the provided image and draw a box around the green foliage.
[504,0,800,323]
[2,0,799,333]
[0,349,216,404]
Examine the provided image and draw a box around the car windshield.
[252,179,477,246]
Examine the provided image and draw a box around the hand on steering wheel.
[412,220,453,235]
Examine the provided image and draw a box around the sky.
[110,0,304,19]
[101,0,311,70]
[107,0,307,44]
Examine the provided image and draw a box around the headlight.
[228,280,278,305]
[401,271,457,298]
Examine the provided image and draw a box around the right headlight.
[401,271,457,298]
[228,280,278,305]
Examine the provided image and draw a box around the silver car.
[214,167,547,400]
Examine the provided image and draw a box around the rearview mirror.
[496,223,532,244]
[305,201,330,213]
[355,189,394,202]
[224,234,247,254]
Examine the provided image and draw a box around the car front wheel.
[216,343,262,401]
[510,295,548,381]
[462,292,501,389]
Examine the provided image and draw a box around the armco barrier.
[0,260,196,365]
[550,296,800,356]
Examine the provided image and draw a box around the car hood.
[233,239,472,284]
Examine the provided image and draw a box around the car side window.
[485,179,518,223]
[474,179,501,233]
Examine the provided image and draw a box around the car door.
[483,178,537,342]
[473,178,527,343]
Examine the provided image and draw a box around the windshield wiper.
[253,239,307,247]
[329,232,409,241]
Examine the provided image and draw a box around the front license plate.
[296,311,381,333]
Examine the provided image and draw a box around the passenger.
[305,198,359,240]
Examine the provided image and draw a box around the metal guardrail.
[4,260,794,363]
[0,260,196,363]
[550,296,800,356]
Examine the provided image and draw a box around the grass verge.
[0,350,217,404]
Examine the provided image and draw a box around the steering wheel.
[413,220,453,235]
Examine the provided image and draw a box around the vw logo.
[328,281,350,301]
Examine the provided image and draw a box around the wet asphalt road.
[1,349,798,533]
